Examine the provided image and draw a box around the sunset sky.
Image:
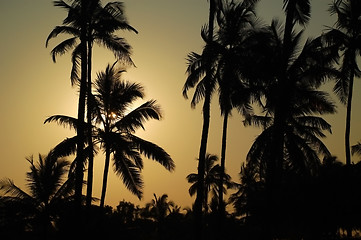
[0,0,360,209]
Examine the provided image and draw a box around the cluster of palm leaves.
[185,0,361,237]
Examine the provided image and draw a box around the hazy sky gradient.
[0,0,360,209]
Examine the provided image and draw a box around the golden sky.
[0,0,360,209]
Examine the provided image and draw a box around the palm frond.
[46,25,80,47]
[50,37,78,63]
[130,135,175,172]
[0,178,32,200]
[113,153,143,199]
[114,100,162,132]
[44,115,79,130]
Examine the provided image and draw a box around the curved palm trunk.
[86,40,94,208]
[345,69,354,166]
[100,144,111,208]
[74,0,88,208]
[194,1,216,239]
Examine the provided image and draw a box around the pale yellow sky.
[0,0,360,209]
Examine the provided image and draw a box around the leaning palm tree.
[322,0,361,166]
[46,0,137,207]
[0,151,74,238]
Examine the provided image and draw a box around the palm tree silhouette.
[183,1,221,237]
[46,63,175,208]
[0,151,74,238]
[245,18,337,180]
[212,0,258,217]
[322,0,361,166]
[186,153,234,213]
[91,63,174,207]
[46,0,137,207]
[144,193,175,223]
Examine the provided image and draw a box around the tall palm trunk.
[194,1,216,239]
[86,40,94,208]
[74,0,88,208]
[345,67,355,166]
[100,132,111,208]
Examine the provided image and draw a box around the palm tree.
[0,151,74,238]
[186,153,234,213]
[143,193,175,223]
[212,0,258,216]
[46,0,137,207]
[92,63,174,207]
[246,18,338,177]
[323,0,361,166]
[183,1,220,237]
[46,63,175,207]
[242,16,338,238]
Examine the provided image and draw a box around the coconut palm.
[245,19,337,179]
[322,0,361,166]
[46,63,175,207]
[212,0,259,215]
[0,152,74,238]
[91,63,174,207]
[46,0,137,206]
[143,193,175,223]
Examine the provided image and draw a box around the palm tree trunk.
[100,145,111,208]
[74,0,88,208]
[345,69,354,166]
[345,68,354,239]
[194,1,216,239]
[86,40,94,208]
[218,111,229,215]
[217,111,228,239]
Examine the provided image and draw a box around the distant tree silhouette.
[46,0,137,207]
[0,151,74,239]
[322,0,361,166]
[186,153,234,213]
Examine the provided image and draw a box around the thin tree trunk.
[100,145,111,208]
[345,68,354,239]
[217,111,228,239]
[74,0,88,209]
[219,113,228,209]
[86,40,94,208]
[345,70,354,166]
[194,1,216,239]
